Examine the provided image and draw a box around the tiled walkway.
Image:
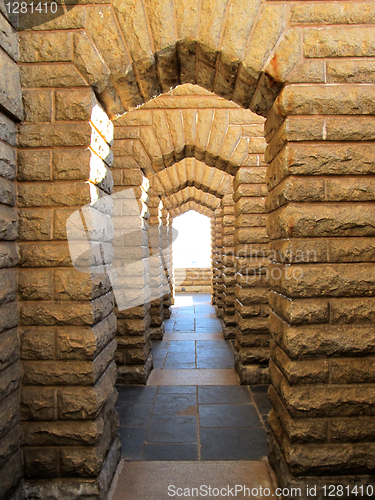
[110,294,275,499]
[116,294,271,462]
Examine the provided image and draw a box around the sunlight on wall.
[172,211,211,268]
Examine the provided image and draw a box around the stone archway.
[1,1,374,498]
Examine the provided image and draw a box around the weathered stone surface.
[17,150,51,182]
[24,447,58,478]
[18,122,92,148]
[0,142,15,181]
[19,63,88,88]
[0,205,16,241]
[304,26,375,58]
[266,143,375,190]
[19,31,73,63]
[55,89,98,121]
[327,59,375,84]
[277,84,375,116]
[0,112,16,146]
[291,2,375,25]
[58,362,116,420]
[0,13,18,61]
[0,390,19,441]
[0,362,21,403]
[0,49,23,120]
[17,181,91,208]
[17,208,53,241]
[269,312,375,359]
[22,89,52,122]
[268,203,375,239]
[0,268,16,305]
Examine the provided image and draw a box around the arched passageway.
[1,2,375,498]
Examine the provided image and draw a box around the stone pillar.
[0,10,23,498]
[210,215,217,305]
[221,192,236,339]
[213,207,224,317]
[17,86,120,497]
[161,207,172,319]
[111,128,153,384]
[147,190,165,340]
[234,164,270,384]
[265,84,375,492]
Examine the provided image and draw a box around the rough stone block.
[21,387,56,421]
[304,26,375,58]
[24,447,58,478]
[19,31,73,63]
[0,49,22,120]
[55,88,98,121]
[19,63,88,89]
[57,362,116,420]
[0,268,16,304]
[0,142,15,182]
[18,208,53,241]
[22,89,52,122]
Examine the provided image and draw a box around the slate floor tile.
[196,340,232,350]
[143,444,198,461]
[158,386,196,394]
[117,403,153,427]
[120,427,147,460]
[147,415,197,443]
[252,393,272,416]
[198,386,251,405]
[117,386,157,404]
[200,427,268,460]
[153,358,165,369]
[166,352,196,364]
[197,358,234,369]
[199,404,262,428]
[168,341,196,352]
[163,362,196,369]
[153,393,197,414]
[196,347,234,358]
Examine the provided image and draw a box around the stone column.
[213,207,224,317]
[211,216,217,305]
[234,165,270,384]
[111,128,153,384]
[265,84,375,492]
[17,87,120,497]
[221,192,236,339]
[147,190,165,340]
[161,207,172,319]
[0,10,23,498]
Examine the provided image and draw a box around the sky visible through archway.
[172,212,211,268]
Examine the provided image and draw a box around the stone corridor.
[116,294,271,462]
[2,0,375,498]
[109,293,274,499]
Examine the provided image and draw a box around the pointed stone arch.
[163,185,222,212]
[150,159,233,199]
[169,202,214,219]
[113,100,266,177]
[18,1,302,117]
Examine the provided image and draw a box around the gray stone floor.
[116,293,272,462]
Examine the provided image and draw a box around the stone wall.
[7,1,375,495]
[266,64,375,496]
[0,6,23,499]
[17,73,119,496]
[174,268,212,293]
[110,129,153,384]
